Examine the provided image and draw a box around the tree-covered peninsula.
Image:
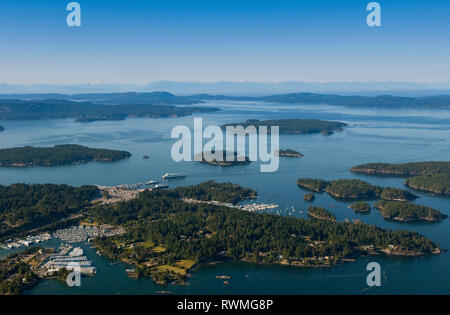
[351,161,450,196]
[404,175,450,195]
[221,119,347,135]
[374,200,447,223]
[0,144,131,167]
[89,182,440,284]
[307,207,336,221]
[351,162,450,176]
[297,178,329,192]
[173,180,257,204]
[297,178,417,201]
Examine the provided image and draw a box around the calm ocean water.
[0,101,449,294]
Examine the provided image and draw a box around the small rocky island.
[275,149,303,157]
[349,201,371,213]
[303,193,315,202]
[194,150,251,167]
[0,144,131,167]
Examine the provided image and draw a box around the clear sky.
[1,0,449,84]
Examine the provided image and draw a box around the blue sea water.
[0,100,449,294]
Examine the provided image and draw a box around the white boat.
[146,180,159,185]
[162,173,186,179]
[153,184,169,189]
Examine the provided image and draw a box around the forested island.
[351,161,450,195]
[88,182,440,284]
[221,119,347,135]
[351,162,450,176]
[193,151,251,167]
[0,99,218,121]
[349,201,371,213]
[374,201,447,223]
[0,144,131,167]
[307,207,336,221]
[275,149,303,157]
[0,125,4,132]
[297,178,417,201]
[0,184,99,241]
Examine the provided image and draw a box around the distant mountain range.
[2,81,450,96]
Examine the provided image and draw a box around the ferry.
[162,173,186,179]
[146,180,159,185]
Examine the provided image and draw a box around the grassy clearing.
[175,259,196,270]
[156,265,186,276]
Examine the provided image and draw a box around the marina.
[43,245,96,275]
[54,226,99,243]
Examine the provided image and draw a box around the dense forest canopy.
[0,184,99,240]
[351,162,450,196]
[297,178,330,192]
[173,180,257,204]
[0,248,38,295]
[349,201,371,213]
[222,119,347,134]
[0,144,131,167]
[0,99,218,121]
[374,201,447,222]
[90,183,440,284]
[326,179,382,199]
[351,162,450,176]
[300,178,417,201]
[404,175,450,195]
[298,178,418,200]
[307,206,336,221]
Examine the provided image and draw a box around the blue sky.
[0,0,449,84]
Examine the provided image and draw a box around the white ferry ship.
[162,173,186,179]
